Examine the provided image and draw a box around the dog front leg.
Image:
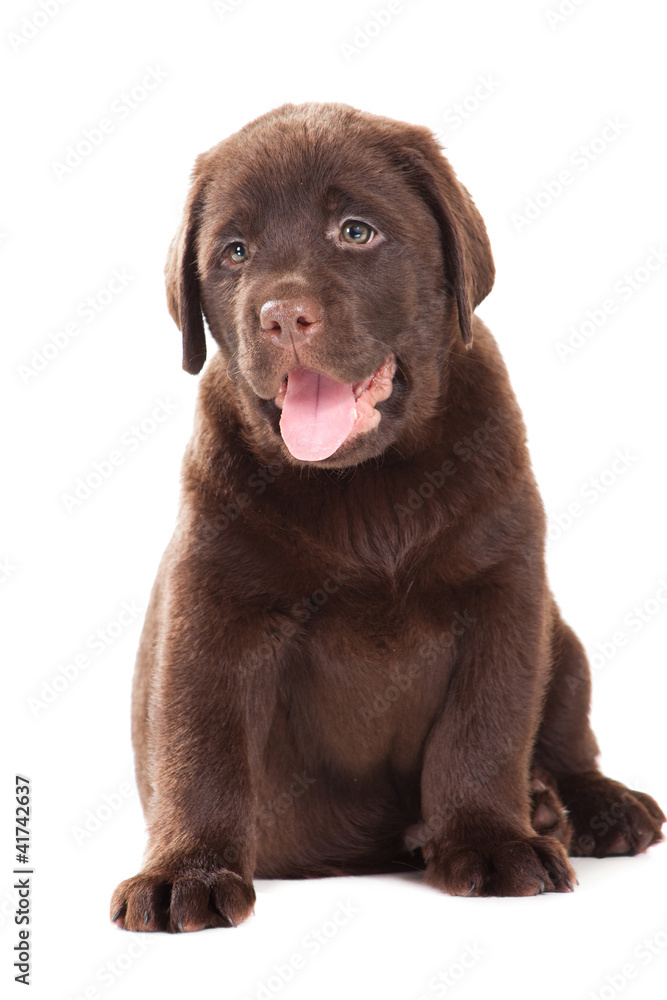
[111,558,281,932]
[420,579,576,896]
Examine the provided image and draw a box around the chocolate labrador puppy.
[111,102,664,932]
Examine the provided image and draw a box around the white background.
[2,0,666,998]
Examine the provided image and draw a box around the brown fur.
[111,103,664,932]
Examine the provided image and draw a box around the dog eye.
[227,242,250,264]
[340,220,375,245]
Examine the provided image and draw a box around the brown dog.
[111,102,664,932]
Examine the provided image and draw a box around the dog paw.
[558,773,666,858]
[425,834,576,897]
[110,860,255,932]
[530,769,573,849]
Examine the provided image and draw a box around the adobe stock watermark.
[587,917,667,1000]
[18,268,134,385]
[27,601,144,716]
[212,0,250,15]
[433,75,501,145]
[511,117,628,234]
[240,568,350,678]
[361,614,476,725]
[200,463,283,543]
[241,900,359,1000]
[7,0,74,53]
[393,407,512,518]
[340,0,418,63]
[220,772,317,869]
[64,937,153,1000]
[416,943,486,999]
[545,0,591,30]
[60,396,179,514]
[566,577,667,693]
[546,448,638,548]
[70,778,136,847]
[555,245,667,361]
[51,66,168,180]
[0,557,17,585]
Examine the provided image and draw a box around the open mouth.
[273,354,396,461]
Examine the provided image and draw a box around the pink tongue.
[280,367,357,461]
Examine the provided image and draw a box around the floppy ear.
[402,145,495,348]
[165,164,209,375]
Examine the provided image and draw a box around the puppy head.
[165,103,494,468]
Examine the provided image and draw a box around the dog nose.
[260,299,321,348]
